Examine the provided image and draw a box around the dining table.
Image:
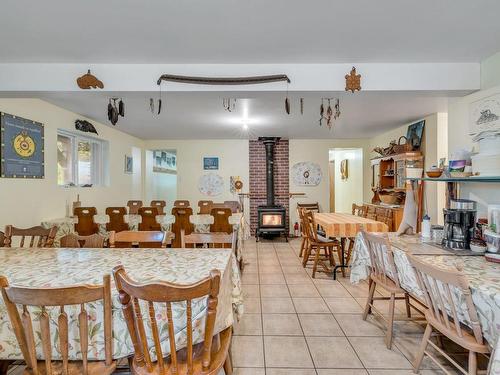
[0,247,243,364]
[314,212,388,279]
[350,232,500,367]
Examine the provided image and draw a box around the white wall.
[331,149,364,214]
[481,52,500,90]
[0,99,144,229]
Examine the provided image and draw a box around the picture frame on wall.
[406,120,425,151]
[0,112,45,178]
[124,155,133,174]
[203,156,219,170]
[153,150,177,173]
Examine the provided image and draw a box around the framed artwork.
[0,112,45,178]
[291,162,322,186]
[340,159,349,180]
[230,176,243,194]
[406,120,425,151]
[124,155,133,174]
[198,173,224,196]
[153,150,176,173]
[469,93,500,134]
[203,157,219,170]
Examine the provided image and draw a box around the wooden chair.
[302,209,341,278]
[0,231,4,247]
[409,255,490,375]
[375,207,393,230]
[223,201,241,213]
[60,233,107,248]
[210,208,233,234]
[74,207,99,236]
[109,230,169,248]
[297,207,309,258]
[127,200,143,215]
[112,266,232,375]
[171,207,194,248]
[361,231,423,349]
[181,229,236,250]
[198,200,213,214]
[296,202,320,213]
[138,207,161,231]
[365,205,377,220]
[0,275,116,375]
[105,207,129,233]
[150,200,167,215]
[3,225,58,248]
[352,203,367,217]
[174,200,190,208]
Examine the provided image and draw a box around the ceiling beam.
[0,63,480,92]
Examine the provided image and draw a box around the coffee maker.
[442,199,477,250]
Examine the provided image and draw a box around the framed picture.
[124,155,133,174]
[153,150,176,173]
[0,112,45,178]
[203,157,219,170]
[469,93,500,134]
[406,120,425,151]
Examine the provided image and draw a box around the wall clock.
[198,173,224,196]
[291,162,322,186]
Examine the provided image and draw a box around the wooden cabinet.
[371,152,423,191]
[365,203,404,232]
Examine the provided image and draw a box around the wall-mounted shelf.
[405,176,500,183]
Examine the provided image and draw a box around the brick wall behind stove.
[249,139,289,234]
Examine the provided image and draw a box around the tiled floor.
[7,238,468,375]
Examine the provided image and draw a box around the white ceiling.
[1,0,499,63]
[35,91,461,139]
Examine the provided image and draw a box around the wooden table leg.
[0,360,13,375]
[333,237,347,280]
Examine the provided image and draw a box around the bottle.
[294,222,299,237]
[422,215,431,238]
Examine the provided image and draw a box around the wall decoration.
[75,119,98,135]
[107,98,124,126]
[222,98,237,112]
[76,69,104,89]
[198,173,224,196]
[0,112,44,178]
[406,120,425,151]
[291,161,322,186]
[345,66,361,93]
[319,98,340,129]
[203,157,219,170]
[153,150,176,173]
[340,159,349,180]
[124,155,133,174]
[230,176,243,194]
[469,93,500,134]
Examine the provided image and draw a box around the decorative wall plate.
[291,162,322,186]
[198,173,224,196]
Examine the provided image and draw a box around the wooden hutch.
[369,152,424,231]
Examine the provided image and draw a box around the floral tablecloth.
[350,233,500,348]
[0,247,243,361]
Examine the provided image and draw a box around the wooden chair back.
[223,201,241,213]
[171,207,194,248]
[150,200,166,215]
[198,200,213,214]
[181,229,236,249]
[360,231,400,287]
[4,225,58,248]
[127,200,143,215]
[352,204,367,217]
[209,208,232,234]
[60,233,107,248]
[109,230,169,248]
[297,202,320,214]
[106,207,129,233]
[174,200,190,208]
[408,255,484,346]
[302,209,320,243]
[297,208,308,238]
[0,231,4,247]
[112,266,230,375]
[138,207,161,231]
[365,205,377,220]
[0,275,115,375]
[74,207,99,236]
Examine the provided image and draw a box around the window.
[57,130,108,186]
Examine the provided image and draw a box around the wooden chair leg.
[404,293,412,318]
[328,246,335,266]
[299,237,305,257]
[468,350,477,375]
[312,247,321,278]
[363,279,376,320]
[224,352,233,375]
[302,244,311,268]
[386,293,396,349]
[413,323,432,373]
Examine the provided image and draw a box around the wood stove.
[256,137,288,241]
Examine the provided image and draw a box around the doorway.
[145,149,177,212]
[329,148,364,213]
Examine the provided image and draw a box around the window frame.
[57,129,107,187]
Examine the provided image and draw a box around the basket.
[392,136,412,154]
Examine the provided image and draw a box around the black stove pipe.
[259,137,280,207]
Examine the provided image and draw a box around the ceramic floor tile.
[288,284,321,298]
[244,297,262,314]
[393,335,450,370]
[259,265,283,274]
[262,314,303,336]
[281,265,309,274]
[234,313,263,336]
[348,336,412,369]
[233,368,266,375]
[334,314,385,336]
[259,273,286,284]
[241,272,259,285]
[306,336,363,368]
[315,283,352,298]
[264,336,314,368]
[261,297,295,313]
[231,336,265,368]
[325,297,364,314]
[293,297,330,313]
[260,284,290,298]
[243,284,260,298]
[285,273,313,285]
[298,313,344,336]
[266,369,317,375]
[316,370,368,375]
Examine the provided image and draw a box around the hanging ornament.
[118,99,125,117]
[149,98,155,114]
[300,98,304,115]
[222,98,236,112]
[345,66,361,93]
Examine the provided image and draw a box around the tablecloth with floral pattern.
[350,233,500,348]
[0,247,243,361]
